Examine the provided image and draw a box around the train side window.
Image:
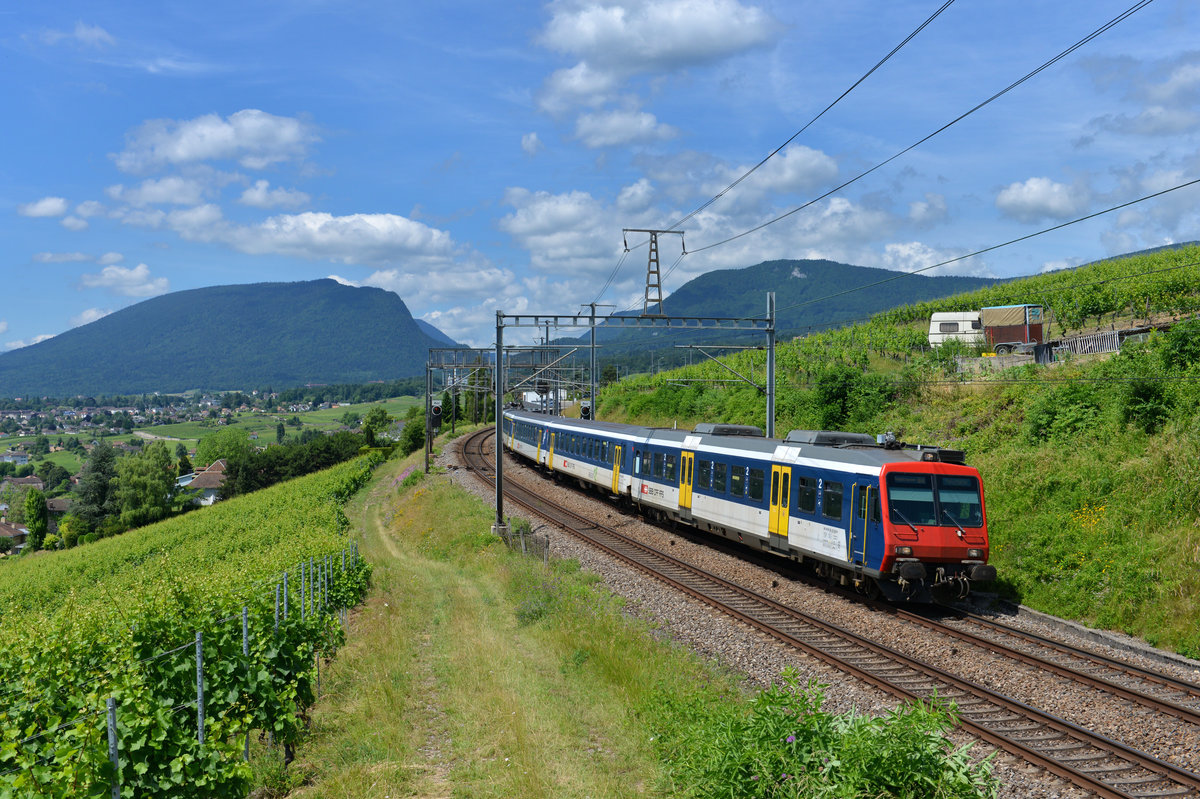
[822,481,844,521]
[665,454,677,482]
[870,491,882,522]
[796,476,816,514]
[653,452,664,478]
[712,462,727,494]
[730,466,745,497]
[856,487,867,519]
[748,468,765,502]
[698,460,712,490]
[634,451,643,475]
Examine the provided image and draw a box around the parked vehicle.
[928,304,1045,354]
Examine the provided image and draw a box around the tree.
[58,513,86,548]
[115,441,176,529]
[361,406,393,447]
[24,488,49,550]
[175,442,193,476]
[398,416,424,456]
[194,427,253,468]
[276,422,286,444]
[74,441,119,532]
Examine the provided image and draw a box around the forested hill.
[579,258,1001,359]
[0,279,455,397]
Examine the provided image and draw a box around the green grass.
[278,446,997,798]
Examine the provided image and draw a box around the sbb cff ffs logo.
[430,399,443,430]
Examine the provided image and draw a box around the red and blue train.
[501,408,996,601]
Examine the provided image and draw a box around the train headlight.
[895,546,913,556]
[967,548,983,558]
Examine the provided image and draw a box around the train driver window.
[822,481,844,521]
[796,476,816,514]
[730,466,745,497]
[665,454,677,482]
[698,460,712,490]
[748,468,765,502]
[712,462,727,494]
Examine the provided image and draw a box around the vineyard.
[0,452,382,797]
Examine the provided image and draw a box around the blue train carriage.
[500,410,995,601]
[503,409,650,495]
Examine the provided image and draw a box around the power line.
[770,176,1200,317]
[688,0,1155,255]
[666,0,959,232]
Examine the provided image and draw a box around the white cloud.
[107,176,210,206]
[538,0,778,112]
[879,241,991,277]
[908,193,948,227]
[238,179,310,209]
[616,178,655,213]
[707,145,837,210]
[1040,257,1084,274]
[76,200,106,218]
[33,252,90,263]
[41,21,115,48]
[71,307,113,327]
[60,216,88,231]
[112,109,319,173]
[0,321,6,335]
[18,196,69,217]
[995,177,1089,223]
[80,263,169,297]
[98,252,124,265]
[575,108,676,148]
[227,212,457,265]
[522,132,544,156]
[5,334,54,351]
[499,187,619,274]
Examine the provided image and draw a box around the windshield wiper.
[892,507,919,534]
[942,509,966,538]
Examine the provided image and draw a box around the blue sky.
[4,0,1199,351]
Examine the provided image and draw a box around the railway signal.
[431,399,443,430]
[579,400,591,420]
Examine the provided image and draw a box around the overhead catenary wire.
[687,0,1155,255]
[666,0,959,232]
[598,1,961,307]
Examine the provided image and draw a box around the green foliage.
[0,279,452,397]
[194,427,253,468]
[0,455,380,797]
[648,667,996,798]
[23,488,48,549]
[398,417,425,456]
[74,442,119,532]
[114,440,176,528]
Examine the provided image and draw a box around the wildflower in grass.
[786,734,795,743]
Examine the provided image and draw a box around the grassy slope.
[279,441,722,797]
[279,439,996,799]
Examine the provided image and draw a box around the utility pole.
[623,229,684,316]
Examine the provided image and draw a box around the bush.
[652,668,998,798]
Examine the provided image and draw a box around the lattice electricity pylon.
[623,228,684,316]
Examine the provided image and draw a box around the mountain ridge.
[0,279,456,397]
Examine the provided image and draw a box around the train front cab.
[877,461,994,600]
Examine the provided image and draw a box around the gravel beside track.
[440,433,1200,798]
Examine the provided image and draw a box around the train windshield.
[886,472,983,529]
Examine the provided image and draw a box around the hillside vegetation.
[0,455,378,797]
[0,279,452,396]
[600,244,1200,657]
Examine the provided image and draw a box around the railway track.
[461,427,1200,798]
